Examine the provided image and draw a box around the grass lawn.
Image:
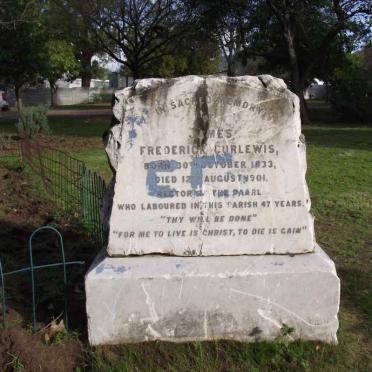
[51,103,110,110]
[0,116,110,138]
[65,114,372,371]
[0,104,371,370]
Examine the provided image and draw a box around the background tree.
[45,39,79,106]
[140,27,220,77]
[330,48,372,124]
[75,0,194,79]
[190,0,251,76]
[91,60,109,81]
[50,0,104,87]
[242,0,372,122]
[0,0,48,112]
[0,0,35,28]
[194,0,371,122]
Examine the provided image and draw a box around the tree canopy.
[0,0,48,111]
[193,0,372,121]
[1,0,371,119]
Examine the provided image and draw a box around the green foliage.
[92,92,112,103]
[331,54,372,124]
[280,324,295,337]
[0,0,48,92]
[0,115,109,138]
[6,352,24,372]
[15,106,51,138]
[51,329,80,345]
[49,0,103,87]
[139,27,220,78]
[91,60,108,81]
[46,39,79,85]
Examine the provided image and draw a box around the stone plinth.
[86,244,339,345]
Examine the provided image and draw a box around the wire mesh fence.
[19,139,107,248]
[0,134,20,157]
[0,226,85,330]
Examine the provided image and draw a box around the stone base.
[85,244,340,345]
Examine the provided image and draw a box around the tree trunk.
[131,64,140,80]
[284,29,310,124]
[81,51,93,88]
[298,89,310,124]
[15,85,22,114]
[226,58,234,76]
[325,81,329,103]
[292,81,310,124]
[49,80,57,107]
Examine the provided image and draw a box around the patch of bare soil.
[0,328,82,372]
[13,135,102,153]
[0,163,54,225]
[49,108,111,117]
[37,135,103,152]
[0,162,96,371]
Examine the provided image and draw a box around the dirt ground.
[0,162,96,371]
[29,135,102,152]
[0,328,82,372]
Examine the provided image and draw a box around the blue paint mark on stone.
[95,263,105,274]
[146,160,180,198]
[95,263,128,274]
[126,108,149,147]
[128,129,137,139]
[116,266,126,273]
[127,115,146,126]
[190,153,233,190]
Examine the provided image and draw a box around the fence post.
[0,258,6,329]
[79,163,86,220]
[29,226,70,331]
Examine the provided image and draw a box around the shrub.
[15,105,51,138]
[91,92,112,103]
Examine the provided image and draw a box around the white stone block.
[86,244,340,345]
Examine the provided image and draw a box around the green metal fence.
[19,139,107,248]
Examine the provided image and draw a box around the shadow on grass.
[338,267,372,326]
[303,127,372,151]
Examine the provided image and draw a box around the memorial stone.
[104,75,314,256]
[86,75,340,345]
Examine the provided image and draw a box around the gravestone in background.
[86,75,340,345]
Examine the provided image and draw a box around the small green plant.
[0,133,13,150]
[15,105,51,138]
[51,329,80,345]
[6,352,24,372]
[25,323,34,335]
[280,323,295,337]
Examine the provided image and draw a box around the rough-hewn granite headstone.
[104,75,314,256]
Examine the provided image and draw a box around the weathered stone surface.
[104,75,315,256]
[86,244,339,345]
